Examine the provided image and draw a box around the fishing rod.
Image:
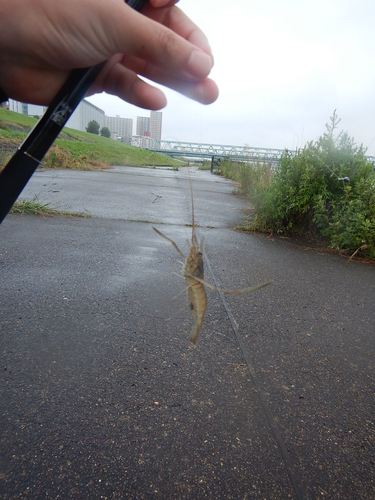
[0,0,148,225]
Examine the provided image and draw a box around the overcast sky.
[87,0,375,155]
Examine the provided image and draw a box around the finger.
[157,77,219,105]
[93,59,167,109]
[142,4,213,57]
[108,4,215,81]
[94,54,218,108]
[148,0,179,7]
[113,54,219,104]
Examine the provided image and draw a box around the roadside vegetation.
[0,108,182,170]
[10,197,90,217]
[199,160,212,170]
[217,111,375,260]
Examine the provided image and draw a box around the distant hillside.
[0,108,182,170]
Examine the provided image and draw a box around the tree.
[100,126,111,138]
[86,120,100,135]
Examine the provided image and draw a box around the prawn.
[153,219,207,344]
[152,174,272,344]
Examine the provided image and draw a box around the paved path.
[1,167,374,499]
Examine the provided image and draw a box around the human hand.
[0,0,218,109]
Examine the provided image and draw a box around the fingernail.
[188,50,213,78]
[190,31,213,57]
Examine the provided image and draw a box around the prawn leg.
[152,226,185,259]
[184,274,274,295]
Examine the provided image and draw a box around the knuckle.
[155,29,183,65]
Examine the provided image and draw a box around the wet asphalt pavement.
[0,167,374,499]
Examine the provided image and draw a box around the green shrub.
[234,111,375,259]
[86,120,100,135]
[100,126,111,138]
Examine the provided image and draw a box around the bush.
[100,126,111,138]
[86,120,100,135]
[237,111,375,259]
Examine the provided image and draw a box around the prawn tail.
[189,317,204,344]
[187,282,207,344]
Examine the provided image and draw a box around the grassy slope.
[0,108,182,169]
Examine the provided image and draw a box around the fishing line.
[204,248,305,499]
[364,132,375,152]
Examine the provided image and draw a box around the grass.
[216,159,273,196]
[10,197,90,217]
[0,108,183,170]
[198,161,212,170]
[128,218,164,224]
[0,108,40,128]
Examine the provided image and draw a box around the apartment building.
[105,115,133,141]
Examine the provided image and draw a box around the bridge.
[147,139,375,165]
[148,139,286,162]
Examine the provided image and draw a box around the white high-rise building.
[136,116,150,136]
[150,111,162,141]
[105,115,133,140]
